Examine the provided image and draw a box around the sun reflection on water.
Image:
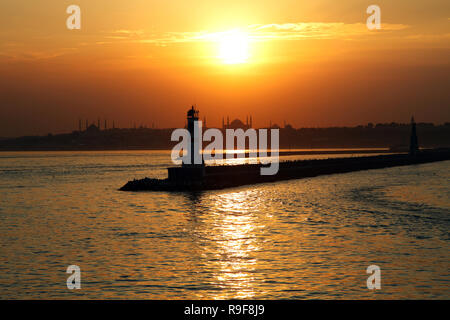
[187,190,265,299]
[212,191,261,299]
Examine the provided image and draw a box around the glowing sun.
[217,30,250,65]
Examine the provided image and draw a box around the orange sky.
[0,0,449,136]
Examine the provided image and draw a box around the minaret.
[250,116,253,128]
[104,119,107,130]
[85,119,88,131]
[222,117,225,129]
[410,116,419,156]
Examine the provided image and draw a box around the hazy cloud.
[129,22,411,45]
[247,22,410,40]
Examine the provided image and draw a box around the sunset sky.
[0,0,449,136]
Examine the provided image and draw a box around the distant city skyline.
[4,114,447,139]
[2,116,450,139]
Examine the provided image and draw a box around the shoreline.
[0,148,398,157]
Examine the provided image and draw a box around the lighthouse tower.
[409,116,419,156]
[167,106,205,184]
[184,105,204,167]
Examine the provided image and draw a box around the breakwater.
[120,149,450,192]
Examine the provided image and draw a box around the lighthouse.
[409,116,419,156]
[184,105,204,167]
[168,106,205,183]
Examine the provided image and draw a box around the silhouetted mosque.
[222,116,253,130]
[79,119,106,132]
